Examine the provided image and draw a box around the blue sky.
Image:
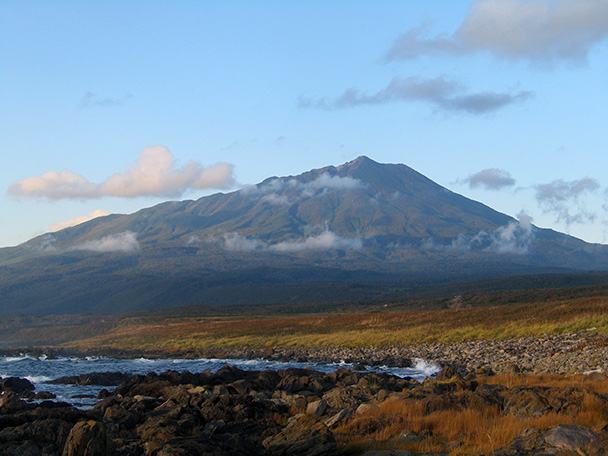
[1,0,607,247]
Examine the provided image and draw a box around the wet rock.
[34,391,57,400]
[0,377,35,394]
[48,372,131,386]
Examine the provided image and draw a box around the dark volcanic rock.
[62,420,107,456]
[262,414,338,456]
[493,424,599,455]
[0,377,35,393]
[47,372,132,386]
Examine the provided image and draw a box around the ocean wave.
[24,375,52,384]
[411,358,441,376]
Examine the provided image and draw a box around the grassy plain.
[56,289,608,355]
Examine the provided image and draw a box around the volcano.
[1,156,607,316]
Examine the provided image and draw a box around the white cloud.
[460,168,516,190]
[423,214,535,254]
[387,0,608,64]
[270,230,364,252]
[49,209,110,232]
[75,231,140,253]
[261,193,291,205]
[222,233,266,252]
[210,229,364,253]
[245,172,364,205]
[8,146,235,200]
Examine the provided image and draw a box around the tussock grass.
[335,375,608,455]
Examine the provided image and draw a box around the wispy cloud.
[244,172,364,205]
[49,209,110,232]
[535,177,600,227]
[423,214,535,254]
[271,230,363,252]
[75,231,140,253]
[78,91,133,109]
[299,76,533,114]
[209,229,364,253]
[459,168,516,190]
[8,146,235,200]
[222,233,266,252]
[386,0,608,65]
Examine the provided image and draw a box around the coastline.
[3,330,607,377]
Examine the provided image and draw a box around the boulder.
[62,420,107,456]
[493,425,598,455]
[543,425,598,451]
[47,372,131,386]
[0,377,35,394]
[262,414,338,456]
[324,409,351,428]
[306,399,328,417]
[0,392,30,414]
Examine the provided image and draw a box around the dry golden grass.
[335,391,608,454]
[62,295,608,354]
[333,373,608,455]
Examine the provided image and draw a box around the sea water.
[0,355,440,408]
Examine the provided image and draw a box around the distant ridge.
[1,156,607,316]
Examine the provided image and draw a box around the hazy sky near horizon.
[2,0,608,247]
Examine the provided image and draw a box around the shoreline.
[3,330,607,377]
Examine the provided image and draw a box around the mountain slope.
[1,156,607,316]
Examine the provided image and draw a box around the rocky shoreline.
[7,330,607,377]
[2,332,608,455]
[2,363,608,455]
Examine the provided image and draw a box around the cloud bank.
[299,76,532,114]
[75,231,140,253]
[49,209,110,232]
[386,0,608,64]
[535,177,600,227]
[461,168,516,190]
[8,146,235,200]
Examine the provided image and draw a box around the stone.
[62,420,106,456]
[0,377,35,394]
[0,391,29,413]
[306,399,327,417]
[543,424,598,450]
[324,409,351,428]
[262,414,338,456]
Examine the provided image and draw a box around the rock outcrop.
[1,363,608,455]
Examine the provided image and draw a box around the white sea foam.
[411,358,441,376]
[24,375,52,384]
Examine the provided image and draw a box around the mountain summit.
[1,157,607,316]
